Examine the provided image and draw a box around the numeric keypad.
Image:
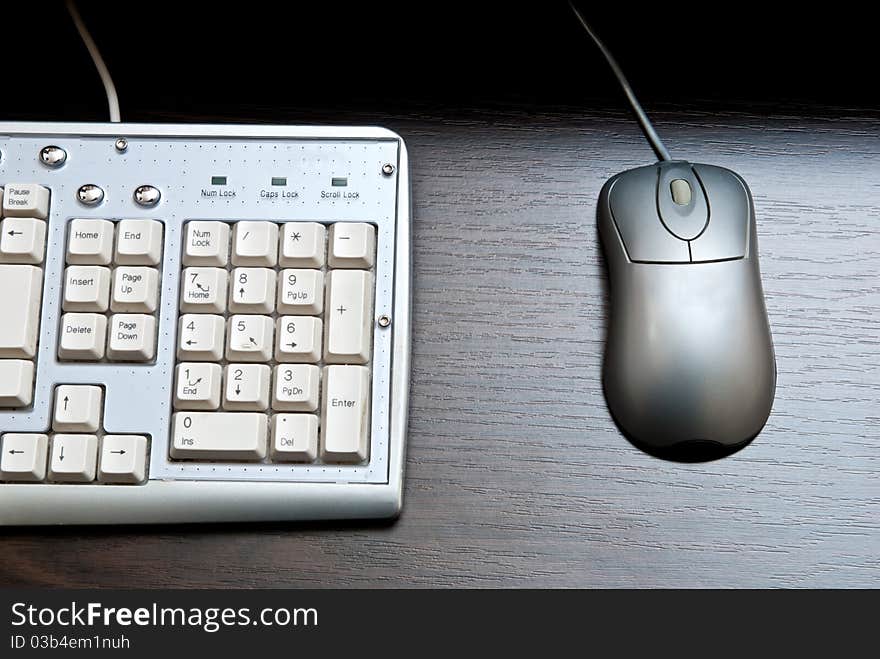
[173,220,376,465]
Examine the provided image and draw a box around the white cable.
[568,1,671,162]
[66,0,121,122]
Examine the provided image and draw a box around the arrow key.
[99,435,148,484]
[275,316,322,363]
[0,218,46,264]
[49,434,98,483]
[228,267,275,314]
[0,433,48,481]
[223,363,270,411]
[53,385,103,432]
[177,314,225,361]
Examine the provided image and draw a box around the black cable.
[568,1,671,161]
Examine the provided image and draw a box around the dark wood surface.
[2,106,878,588]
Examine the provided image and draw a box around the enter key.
[321,365,370,463]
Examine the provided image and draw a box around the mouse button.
[608,169,691,263]
[689,165,750,262]
[657,162,709,241]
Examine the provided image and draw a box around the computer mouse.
[597,160,776,460]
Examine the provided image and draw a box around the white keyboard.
[0,122,411,524]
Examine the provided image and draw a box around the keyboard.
[0,122,411,524]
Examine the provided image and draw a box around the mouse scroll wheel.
[670,179,692,205]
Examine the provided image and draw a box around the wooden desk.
[2,107,878,587]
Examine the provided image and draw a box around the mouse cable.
[568,1,671,162]
[65,0,121,122]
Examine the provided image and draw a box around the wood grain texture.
[1,107,878,588]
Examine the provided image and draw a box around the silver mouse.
[597,161,776,459]
[567,3,777,458]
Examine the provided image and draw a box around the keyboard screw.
[40,145,67,167]
[381,163,395,176]
[115,138,128,152]
[377,314,392,328]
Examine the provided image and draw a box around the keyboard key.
[232,221,278,266]
[177,314,225,361]
[279,222,325,268]
[0,264,43,358]
[226,314,273,361]
[58,313,107,360]
[170,412,267,461]
[0,217,46,264]
[2,183,50,219]
[275,316,322,363]
[0,433,48,481]
[111,266,159,313]
[107,313,156,361]
[174,362,222,410]
[63,265,111,312]
[271,414,318,462]
[321,365,370,463]
[99,435,148,484]
[49,434,98,482]
[329,222,375,268]
[53,384,103,432]
[0,360,34,407]
[180,267,228,313]
[184,221,229,266]
[223,363,271,411]
[273,364,320,411]
[324,269,373,364]
[66,218,114,264]
[229,267,276,314]
[277,269,323,315]
[115,219,163,265]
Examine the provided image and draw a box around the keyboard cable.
[65,0,121,122]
